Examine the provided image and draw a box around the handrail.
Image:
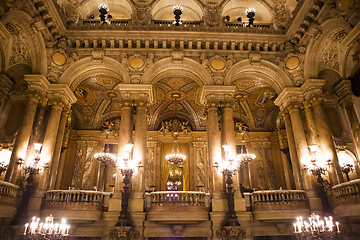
[332,179,360,203]
[145,191,210,209]
[0,180,19,199]
[45,190,111,206]
[246,190,308,211]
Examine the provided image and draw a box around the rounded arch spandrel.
[58,57,130,90]
[141,57,213,86]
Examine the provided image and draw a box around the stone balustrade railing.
[0,180,19,205]
[45,190,111,211]
[145,191,210,209]
[332,179,360,205]
[247,190,308,210]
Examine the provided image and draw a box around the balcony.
[246,190,309,221]
[42,190,111,223]
[144,191,211,238]
[332,179,360,219]
[145,191,210,223]
[0,180,19,223]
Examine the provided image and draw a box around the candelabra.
[13,143,45,225]
[23,215,70,239]
[340,163,354,181]
[98,3,112,24]
[94,144,117,166]
[116,144,138,227]
[245,7,256,26]
[172,5,183,26]
[303,145,332,213]
[293,213,340,240]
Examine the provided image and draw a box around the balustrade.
[249,190,308,210]
[0,180,19,205]
[45,190,111,211]
[332,179,360,205]
[145,191,210,209]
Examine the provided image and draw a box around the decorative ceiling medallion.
[285,56,300,70]
[165,90,187,101]
[129,56,144,69]
[210,58,225,70]
[100,89,120,101]
[52,52,66,66]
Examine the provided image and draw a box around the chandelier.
[161,95,188,165]
[235,123,256,166]
[293,213,340,240]
[94,144,117,166]
[24,215,70,238]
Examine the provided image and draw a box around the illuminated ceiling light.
[294,213,340,239]
[245,7,256,26]
[172,5,183,26]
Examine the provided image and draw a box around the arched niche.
[78,0,133,19]
[222,0,273,24]
[151,0,203,21]
[1,10,47,76]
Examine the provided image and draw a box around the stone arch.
[305,18,352,80]
[58,57,130,90]
[79,0,133,19]
[141,57,213,86]
[1,10,47,76]
[225,59,293,93]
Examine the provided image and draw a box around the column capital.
[199,85,236,106]
[47,84,77,108]
[24,75,51,97]
[116,84,154,105]
[274,87,303,112]
[333,79,353,100]
[301,79,326,101]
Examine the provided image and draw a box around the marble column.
[283,112,303,190]
[278,129,295,190]
[38,100,64,191]
[303,102,320,145]
[312,98,344,185]
[288,105,313,190]
[132,103,147,193]
[49,108,69,189]
[5,93,40,183]
[54,124,72,189]
[207,104,223,194]
[221,104,239,191]
[115,102,133,195]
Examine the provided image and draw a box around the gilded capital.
[116,84,154,105]
[274,87,303,112]
[199,85,236,107]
